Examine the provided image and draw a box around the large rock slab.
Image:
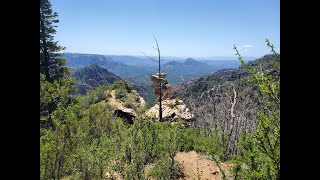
[145,99,195,126]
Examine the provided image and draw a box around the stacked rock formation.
[150,73,172,100]
[146,73,194,126]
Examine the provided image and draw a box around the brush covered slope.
[174,54,279,159]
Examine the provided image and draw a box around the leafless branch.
[139,50,158,63]
[154,36,160,51]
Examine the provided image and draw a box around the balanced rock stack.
[150,73,171,100]
[146,73,194,126]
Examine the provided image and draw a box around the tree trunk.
[156,38,162,122]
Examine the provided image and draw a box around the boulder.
[150,73,172,99]
[145,99,195,126]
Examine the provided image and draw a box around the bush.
[149,157,183,180]
[231,40,280,179]
[178,127,200,151]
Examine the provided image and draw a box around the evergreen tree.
[40,0,76,125]
[40,0,69,82]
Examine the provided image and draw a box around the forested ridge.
[71,64,122,95]
[40,0,280,179]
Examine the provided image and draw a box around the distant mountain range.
[64,53,242,85]
[104,55,171,66]
[192,56,258,61]
[162,58,217,84]
[65,52,255,66]
[103,55,257,61]
[175,54,279,98]
[64,52,248,106]
[64,53,127,71]
[164,58,207,67]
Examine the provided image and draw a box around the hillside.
[64,52,278,164]
[72,64,122,94]
[42,53,280,179]
[176,54,279,98]
[72,64,150,106]
[174,54,279,159]
[201,60,241,69]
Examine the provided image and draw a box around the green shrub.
[178,127,200,151]
[231,39,280,179]
[149,157,183,180]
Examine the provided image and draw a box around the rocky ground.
[174,151,234,180]
[103,151,234,180]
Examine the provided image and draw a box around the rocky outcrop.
[145,99,194,126]
[150,73,172,100]
[146,73,195,126]
[106,89,145,124]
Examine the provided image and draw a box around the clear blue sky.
[51,0,280,58]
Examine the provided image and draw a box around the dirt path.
[174,151,234,180]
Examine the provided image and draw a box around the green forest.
[40,0,280,179]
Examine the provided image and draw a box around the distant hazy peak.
[184,58,207,66]
[165,60,183,65]
[184,58,197,62]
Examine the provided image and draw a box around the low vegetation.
[40,81,230,179]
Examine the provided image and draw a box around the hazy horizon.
[52,0,279,57]
[64,51,259,61]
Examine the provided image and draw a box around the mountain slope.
[72,65,149,106]
[174,54,279,159]
[176,54,279,98]
[72,64,122,94]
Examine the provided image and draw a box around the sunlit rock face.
[150,73,172,100]
[145,99,195,126]
[146,72,194,126]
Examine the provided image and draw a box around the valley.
[64,52,243,106]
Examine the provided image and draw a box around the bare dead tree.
[140,36,163,121]
[181,81,261,160]
[226,87,237,159]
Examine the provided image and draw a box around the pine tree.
[40,0,76,124]
[40,0,69,82]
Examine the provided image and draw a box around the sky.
[51,0,280,58]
